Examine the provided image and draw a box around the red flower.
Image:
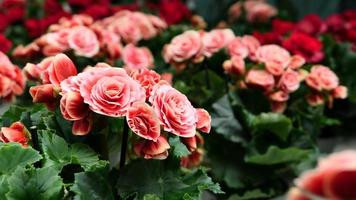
[0,34,12,52]
[67,0,92,8]
[44,0,64,15]
[111,3,139,13]
[282,32,324,63]
[296,14,326,36]
[0,121,30,147]
[272,19,295,35]
[158,0,191,25]
[83,5,111,20]
[25,19,47,38]
[252,31,281,45]
[5,7,25,23]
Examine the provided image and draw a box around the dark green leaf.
[6,167,63,200]
[245,146,311,165]
[0,143,42,174]
[169,137,190,158]
[71,164,114,200]
[251,113,292,141]
[228,189,275,200]
[117,160,222,199]
[39,130,101,171]
[211,95,244,143]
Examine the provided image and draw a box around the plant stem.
[203,59,211,90]
[119,119,129,169]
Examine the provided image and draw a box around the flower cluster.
[27,53,211,161]
[288,150,356,200]
[0,121,30,147]
[228,0,277,23]
[163,29,235,71]
[0,52,26,101]
[14,11,166,62]
[253,15,325,63]
[222,34,347,112]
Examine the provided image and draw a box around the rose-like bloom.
[245,69,275,91]
[271,101,287,113]
[0,34,12,52]
[201,29,235,57]
[332,86,348,99]
[181,133,204,152]
[68,26,100,57]
[292,150,356,200]
[269,90,289,102]
[272,19,295,35]
[325,14,344,35]
[107,11,142,44]
[278,70,300,93]
[287,187,309,200]
[241,35,261,60]
[296,14,326,36]
[282,32,324,63]
[60,91,89,121]
[30,84,59,110]
[288,55,306,70]
[0,122,30,147]
[12,43,40,58]
[160,73,173,85]
[228,1,242,22]
[227,37,249,58]
[256,44,291,76]
[158,0,191,25]
[0,52,25,101]
[306,93,324,106]
[149,81,197,137]
[134,136,170,160]
[252,31,282,45]
[190,15,207,30]
[196,108,211,133]
[163,30,201,63]
[305,65,339,91]
[180,148,204,168]
[133,12,157,40]
[41,53,77,86]
[245,1,277,23]
[72,114,93,136]
[223,56,245,76]
[79,67,145,117]
[127,102,160,141]
[131,68,161,99]
[122,44,154,72]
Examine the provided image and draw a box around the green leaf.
[0,175,9,199]
[245,146,311,165]
[6,167,63,200]
[211,95,244,143]
[251,113,292,141]
[143,194,161,200]
[0,105,28,127]
[39,130,101,171]
[71,164,114,200]
[0,143,42,174]
[169,137,190,158]
[228,189,275,200]
[117,160,222,199]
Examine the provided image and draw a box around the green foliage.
[6,167,63,200]
[169,137,190,158]
[245,146,311,165]
[38,130,103,172]
[211,95,245,143]
[0,143,42,175]
[228,189,275,200]
[71,165,115,200]
[251,113,292,141]
[117,159,222,199]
